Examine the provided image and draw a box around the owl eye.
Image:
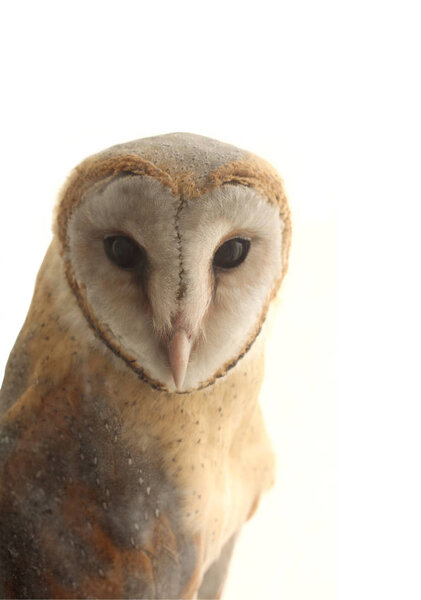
[213,237,251,270]
[104,235,145,270]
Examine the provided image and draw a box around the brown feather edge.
[56,153,292,395]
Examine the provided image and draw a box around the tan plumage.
[0,133,291,599]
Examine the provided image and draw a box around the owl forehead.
[78,174,274,238]
[97,132,247,188]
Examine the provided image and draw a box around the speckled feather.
[0,133,290,599]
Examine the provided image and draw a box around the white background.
[0,1,419,599]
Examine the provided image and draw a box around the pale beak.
[168,328,192,390]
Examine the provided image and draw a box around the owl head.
[55,133,291,393]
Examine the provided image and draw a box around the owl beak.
[168,328,192,390]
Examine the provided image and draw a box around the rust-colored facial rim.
[57,154,292,394]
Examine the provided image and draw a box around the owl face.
[66,174,284,392]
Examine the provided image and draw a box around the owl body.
[0,134,290,599]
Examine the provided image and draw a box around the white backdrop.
[2,1,418,599]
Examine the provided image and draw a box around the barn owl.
[0,133,291,599]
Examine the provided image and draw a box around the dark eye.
[213,237,251,270]
[104,235,145,270]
